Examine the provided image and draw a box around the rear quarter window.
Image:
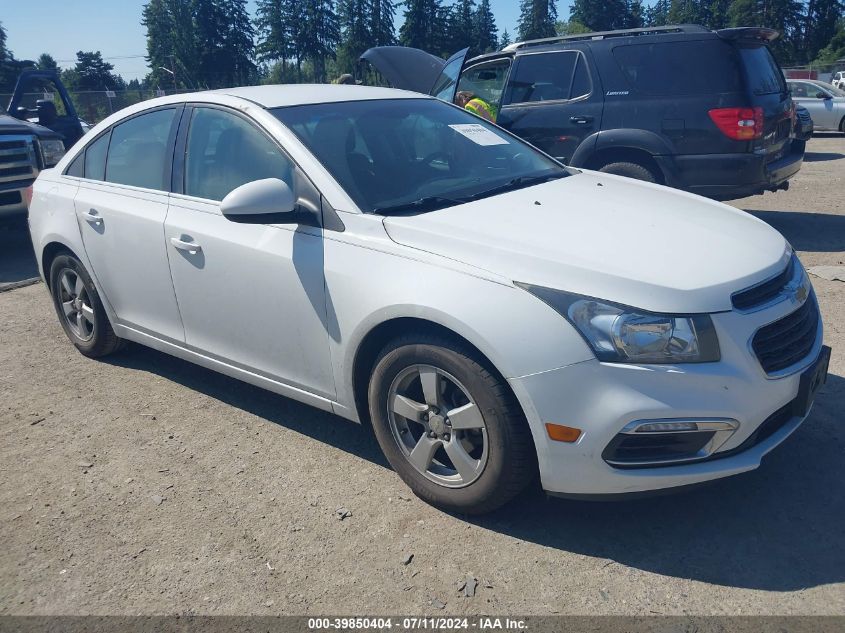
[738,46,786,95]
[612,40,744,96]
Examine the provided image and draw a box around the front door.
[791,81,837,129]
[164,105,335,398]
[75,106,185,341]
[496,50,604,163]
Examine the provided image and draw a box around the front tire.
[368,335,536,514]
[598,161,659,183]
[49,254,124,358]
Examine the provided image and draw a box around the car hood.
[383,172,790,314]
[0,114,60,138]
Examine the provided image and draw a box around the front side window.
[505,52,582,104]
[457,60,511,109]
[105,108,177,190]
[273,98,567,214]
[184,107,294,202]
[789,82,811,98]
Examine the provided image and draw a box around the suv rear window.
[613,40,744,95]
[738,46,786,95]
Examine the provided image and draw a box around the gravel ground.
[1,135,843,616]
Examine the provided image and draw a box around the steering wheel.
[421,151,451,169]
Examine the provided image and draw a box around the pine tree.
[473,0,498,53]
[569,0,629,32]
[518,0,558,41]
[371,0,397,46]
[499,28,511,47]
[142,0,199,89]
[400,0,448,54]
[36,53,60,74]
[727,0,805,64]
[805,0,845,60]
[337,0,372,73]
[448,0,476,54]
[645,0,671,25]
[301,0,340,82]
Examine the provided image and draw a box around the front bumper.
[509,297,825,497]
[659,143,804,201]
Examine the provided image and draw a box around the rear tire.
[49,254,124,358]
[368,334,537,515]
[840,117,845,134]
[598,161,658,183]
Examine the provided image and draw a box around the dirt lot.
[1,135,843,616]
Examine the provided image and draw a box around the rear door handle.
[83,208,103,224]
[570,116,594,125]
[170,236,202,254]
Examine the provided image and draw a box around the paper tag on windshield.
[449,124,509,146]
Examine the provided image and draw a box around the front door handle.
[83,208,103,224]
[570,115,594,125]
[170,236,202,254]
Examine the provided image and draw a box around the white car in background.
[787,79,845,133]
[832,71,845,90]
[27,86,830,513]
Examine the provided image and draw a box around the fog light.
[545,423,582,443]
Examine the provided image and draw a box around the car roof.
[210,84,424,108]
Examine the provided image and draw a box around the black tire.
[840,117,845,134]
[368,334,537,515]
[49,254,124,358]
[598,161,658,183]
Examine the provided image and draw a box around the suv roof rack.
[501,24,709,52]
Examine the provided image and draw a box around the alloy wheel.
[386,364,488,488]
[57,268,95,342]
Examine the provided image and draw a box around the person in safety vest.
[455,91,496,123]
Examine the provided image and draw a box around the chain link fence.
[782,61,845,83]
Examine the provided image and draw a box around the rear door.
[74,106,185,342]
[496,49,603,162]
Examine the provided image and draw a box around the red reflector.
[23,186,34,207]
[708,107,764,141]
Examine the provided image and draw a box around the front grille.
[0,191,22,206]
[752,297,819,374]
[0,135,36,185]
[732,258,794,311]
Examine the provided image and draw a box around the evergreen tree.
[400,0,448,54]
[142,0,199,89]
[448,0,476,53]
[499,28,512,47]
[371,0,397,45]
[805,0,845,60]
[337,0,372,73]
[300,0,340,82]
[645,0,671,25]
[569,0,629,32]
[472,0,498,53]
[221,0,256,86]
[36,53,60,74]
[727,0,804,63]
[66,51,124,91]
[518,0,558,41]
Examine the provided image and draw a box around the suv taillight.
[708,107,764,141]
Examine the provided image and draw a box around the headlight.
[38,139,66,167]
[516,284,720,364]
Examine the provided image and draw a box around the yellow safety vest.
[464,98,496,123]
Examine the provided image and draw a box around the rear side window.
[613,40,744,95]
[65,152,84,177]
[739,46,786,95]
[184,107,294,201]
[105,108,177,190]
[84,133,109,181]
[506,51,589,104]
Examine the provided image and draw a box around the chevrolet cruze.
[27,85,830,514]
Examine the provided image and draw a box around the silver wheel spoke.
[444,440,480,482]
[392,394,427,422]
[80,304,95,325]
[408,435,439,472]
[61,274,74,297]
[76,312,85,333]
[446,403,484,431]
[419,367,441,408]
[62,300,75,316]
[74,275,84,296]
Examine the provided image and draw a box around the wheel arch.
[41,241,79,290]
[583,146,666,184]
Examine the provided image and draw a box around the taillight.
[708,107,764,141]
[23,186,34,208]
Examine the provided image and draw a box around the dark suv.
[363,25,803,200]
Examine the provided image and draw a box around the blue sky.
[3,0,590,82]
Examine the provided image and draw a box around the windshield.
[272,98,567,214]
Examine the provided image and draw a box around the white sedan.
[28,85,829,513]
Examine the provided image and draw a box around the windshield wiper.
[463,172,567,202]
[372,195,468,216]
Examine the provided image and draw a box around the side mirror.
[816,91,830,99]
[221,178,316,226]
